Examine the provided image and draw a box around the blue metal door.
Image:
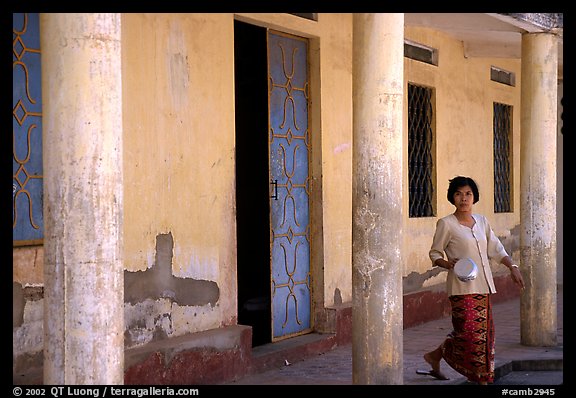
[267,31,311,341]
[13,13,44,246]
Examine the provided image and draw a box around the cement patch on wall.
[124,233,219,306]
[13,283,44,375]
[124,232,221,347]
[403,266,446,294]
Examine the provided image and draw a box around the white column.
[519,32,558,347]
[352,13,404,384]
[41,13,124,384]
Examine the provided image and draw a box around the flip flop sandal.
[416,369,450,380]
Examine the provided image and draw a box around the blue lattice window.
[408,83,435,218]
[493,102,513,213]
[13,13,43,245]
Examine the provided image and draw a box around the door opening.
[234,20,271,347]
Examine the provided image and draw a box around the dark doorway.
[234,20,271,347]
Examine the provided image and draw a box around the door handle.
[270,179,278,200]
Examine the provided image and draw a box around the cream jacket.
[429,213,509,296]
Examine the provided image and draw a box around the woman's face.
[453,185,474,211]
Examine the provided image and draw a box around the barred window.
[493,102,513,213]
[408,83,435,218]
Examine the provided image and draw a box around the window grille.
[493,102,513,213]
[408,83,435,218]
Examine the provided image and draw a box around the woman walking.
[422,176,524,384]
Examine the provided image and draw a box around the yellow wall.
[403,26,522,290]
[13,246,43,285]
[121,13,354,337]
[122,13,237,333]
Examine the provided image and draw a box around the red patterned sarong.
[441,294,495,383]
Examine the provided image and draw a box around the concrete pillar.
[351,13,404,385]
[40,13,124,384]
[519,32,558,347]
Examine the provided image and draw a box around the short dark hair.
[447,176,479,205]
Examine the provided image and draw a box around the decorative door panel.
[267,31,311,341]
[13,13,44,245]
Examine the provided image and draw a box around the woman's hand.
[501,257,525,290]
[510,267,525,290]
[435,258,457,270]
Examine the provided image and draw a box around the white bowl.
[454,258,478,282]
